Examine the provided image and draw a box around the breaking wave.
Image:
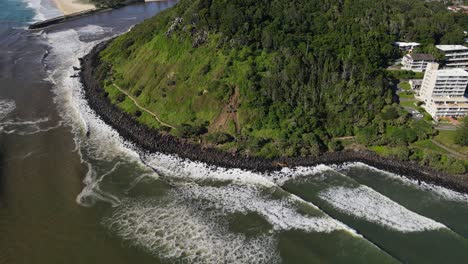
[319,185,447,232]
[176,183,351,233]
[338,162,468,204]
[25,0,62,22]
[104,196,280,264]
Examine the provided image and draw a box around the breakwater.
[80,41,468,194]
[28,8,112,29]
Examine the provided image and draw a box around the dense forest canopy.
[97,0,466,159]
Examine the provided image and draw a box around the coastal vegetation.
[93,0,468,174]
[455,116,468,147]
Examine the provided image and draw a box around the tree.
[454,116,468,146]
[328,140,344,152]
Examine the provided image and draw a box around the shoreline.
[80,40,468,194]
[52,0,95,15]
[28,0,146,29]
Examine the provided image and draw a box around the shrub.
[206,132,235,144]
[328,140,344,152]
[116,94,126,103]
[454,116,468,146]
[446,160,466,174]
[177,123,208,138]
[381,106,399,121]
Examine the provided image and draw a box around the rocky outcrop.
[80,41,468,194]
[165,17,183,36]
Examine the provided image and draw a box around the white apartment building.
[418,63,468,119]
[401,53,434,72]
[436,45,468,70]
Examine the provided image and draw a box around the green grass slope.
[93,0,467,172]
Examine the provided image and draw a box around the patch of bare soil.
[209,86,240,134]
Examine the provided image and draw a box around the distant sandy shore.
[53,0,95,15]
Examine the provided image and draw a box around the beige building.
[436,45,468,70]
[418,63,468,119]
[401,53,434,72]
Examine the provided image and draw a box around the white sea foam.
[25,0,62,22]
[143,152,276,187]
[77,25,108,35]
[176,184,351,233]
[45,26,158,208]
[265,164,335,185]
[46,26,138,161]
[144,152,340,188]
[104,197,280,264]
[0,115,62,136]
[0,99,16,120]
[76,162,122,207]
[142,153,358,233]
[319,185,447,232]
[25,0,45,21]
[339,162,468,204]
[0,95,60,137]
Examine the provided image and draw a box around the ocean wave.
[45,25,158,208]
[319,185,447,232]
[176,183,351,233]
[104,196,280,264]
[24,0,62,22]
[265,164,335,185]
[338,162,468,204]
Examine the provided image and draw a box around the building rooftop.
[407,53,435,61]
[437,68,468,76]
[395,42,420,47]
[436,45,468,51]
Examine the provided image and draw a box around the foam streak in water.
[319,185,447,232]
[338,162,468,204]
[177,184,350,233]
[105,197,280,264]
[0,99,16,120]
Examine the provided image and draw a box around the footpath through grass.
[435,130,468,156]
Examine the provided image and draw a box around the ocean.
[1,0,468,263]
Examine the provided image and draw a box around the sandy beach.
[53,0,95,15]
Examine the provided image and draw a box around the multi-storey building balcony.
[401,53,434,72]
[418,62,468,119]
[436,45,468,70]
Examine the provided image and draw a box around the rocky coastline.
[80,40,468,194]
[28,8,111,30]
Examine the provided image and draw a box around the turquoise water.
[0,0,35,23]
[0,0,61,24]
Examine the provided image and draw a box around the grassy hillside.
[94,0,467,173]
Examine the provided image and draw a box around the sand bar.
[53,0,95,15]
